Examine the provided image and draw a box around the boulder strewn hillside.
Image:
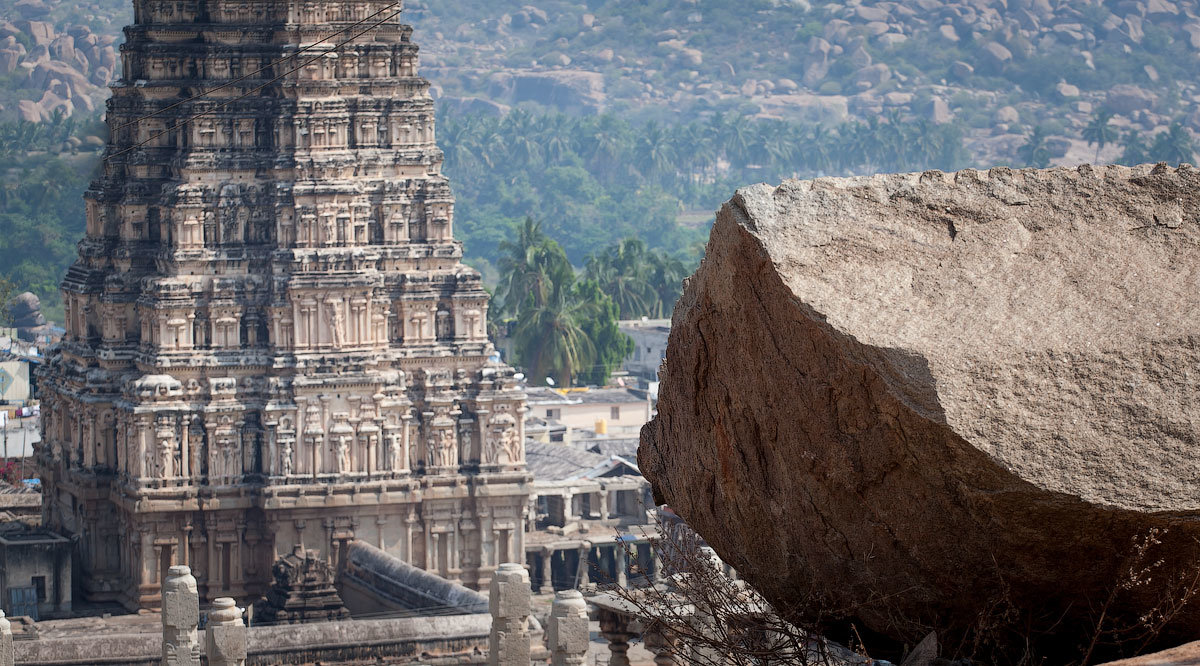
[640,163,1200,661]
[7,0,1200,159]
[0,0,121,122]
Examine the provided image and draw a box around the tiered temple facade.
[37,0,530,610]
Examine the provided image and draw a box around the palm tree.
[584,238,657,319]
[1082,110,1117,164]
[438,111,480,174]
[584,114,627,183]
[1149,122,1197,165]
[723,115,755,170]
[511,278,598,387]
[648,252,688,318]
[634,121,676,186]
[1118,129,1149,166]
[541,114,577,165]
[909,119,945,170]
[805,125,834,175]
[1017,127,1052,168]
[494,218,572,316]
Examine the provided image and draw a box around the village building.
[0,528,72,620]
[36,0,530,611]
[523,440,655,595]
[617,318,670,385]
[524,387,651,444]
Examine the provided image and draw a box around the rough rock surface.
[640,163,1200,658]
[1100,641,1200,665]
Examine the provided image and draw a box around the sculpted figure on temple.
[431,428,456,468]
[336,436,351,474]
[280,439,294,476]
[324,299,345,348]
[322,215,336,246]
[222,439,238,481]
[485,412,518,464]
[388,433,403,471]
[501,425,522,464]
[159,437,173,478]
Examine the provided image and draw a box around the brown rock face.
[640,164,1200,661]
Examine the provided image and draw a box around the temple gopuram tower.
[37,0,530,610]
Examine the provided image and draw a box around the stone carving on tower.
[37,0,530,610]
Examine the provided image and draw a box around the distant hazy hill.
[2,0,1198,319]
[4,0,1200,156]
[414,0,1200,160]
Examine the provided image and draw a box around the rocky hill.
[412,0,1200,163]
[0,0,123,123]
[2,0,1199,321]
[3,0,1200,156]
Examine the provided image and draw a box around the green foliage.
[0,275,16,328]
[0,113,105,322]
[1148,122,1197,165]
[1118,129,1150,166]
[1083,110,1118,163]
[493,219,635,387]
[440,106,970,272]
[573,279,634,387]
[584,238,689,320]
[1018,126,1052,168]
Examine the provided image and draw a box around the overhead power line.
[111,1,402,135]
[110,5,406,160]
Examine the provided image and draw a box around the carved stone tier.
[38,0,530,611]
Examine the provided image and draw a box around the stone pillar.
[0,610,13,666]
[539,549,553,594]
[548,590,589,666]
[205,598,247,666]
[615,544,628,588]
[161,565,200,666]
[643,622,679,666]
[576,542,591,589]
[487,562,531,666]
[598,608,634,666]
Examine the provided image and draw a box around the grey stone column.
[205,597,247,666]
[598,608,634,666]
[488,562,531,666]
[615,544,628,588]
[548,590,589,666]
[162,565,201,666]
[0,609,13,666]
[576,542,591,589]
[539,549,553,594]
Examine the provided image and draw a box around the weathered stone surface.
[162,565,200,666]
[1106,83,1158,114]
[205,598,246,666]
[253,547,350,625]
[640,164,1200,658]
[39,0,530,612]
[488,563,531,666]
[1100,640,1200,665]
[547,590,589,666]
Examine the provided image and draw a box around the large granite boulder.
[10,291,50,342]
[640,164,1200,661]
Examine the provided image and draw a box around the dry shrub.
[600,512,1200,666]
